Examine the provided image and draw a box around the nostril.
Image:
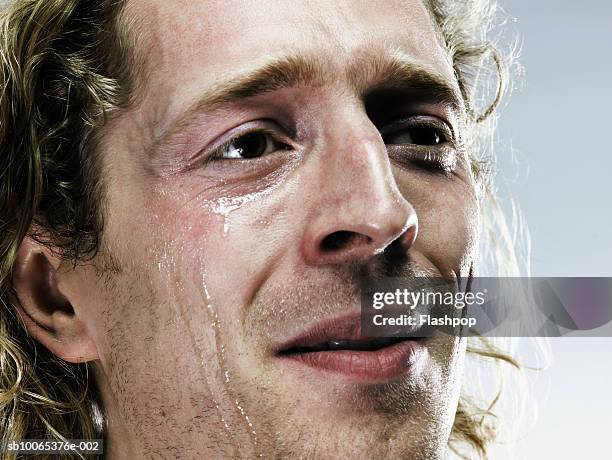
[320,231,372,253]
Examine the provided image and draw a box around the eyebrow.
[152,49,463,156]
[348,50,463,110]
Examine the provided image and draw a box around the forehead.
[125,0,453,130]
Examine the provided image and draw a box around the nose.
[301,119,418,266]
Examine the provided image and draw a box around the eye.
[382,116,459,174]
[216,131,285,160]
[382,117,451,147]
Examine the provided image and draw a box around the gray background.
[496,1,611,458]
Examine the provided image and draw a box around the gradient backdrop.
[497,1,611,458]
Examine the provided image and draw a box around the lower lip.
[279,339,427,382]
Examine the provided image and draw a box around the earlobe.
[11,238,99,363]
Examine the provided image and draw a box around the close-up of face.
[65,0,480,458]
[5,0,482,458]
[5,1,612,459]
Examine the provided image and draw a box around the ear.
[10,238,99,363]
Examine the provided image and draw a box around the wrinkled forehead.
[124,0,456,128]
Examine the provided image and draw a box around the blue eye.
[218,131,280,159]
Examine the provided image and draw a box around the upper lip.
[275,312,409,355]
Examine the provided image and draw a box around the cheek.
[398,174,479,275]
[102,167,298,343]
[87,195,260,445]
[178,182,300,311]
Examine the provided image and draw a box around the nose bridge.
[301,107,418,266]
[319,107,401,213]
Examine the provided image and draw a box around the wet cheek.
[163,186,297,312]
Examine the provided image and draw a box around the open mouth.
[275,315,427,382]
[278,336,410,355]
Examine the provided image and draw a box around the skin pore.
[12,0,481,458]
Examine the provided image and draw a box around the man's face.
[67,0,479,457]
